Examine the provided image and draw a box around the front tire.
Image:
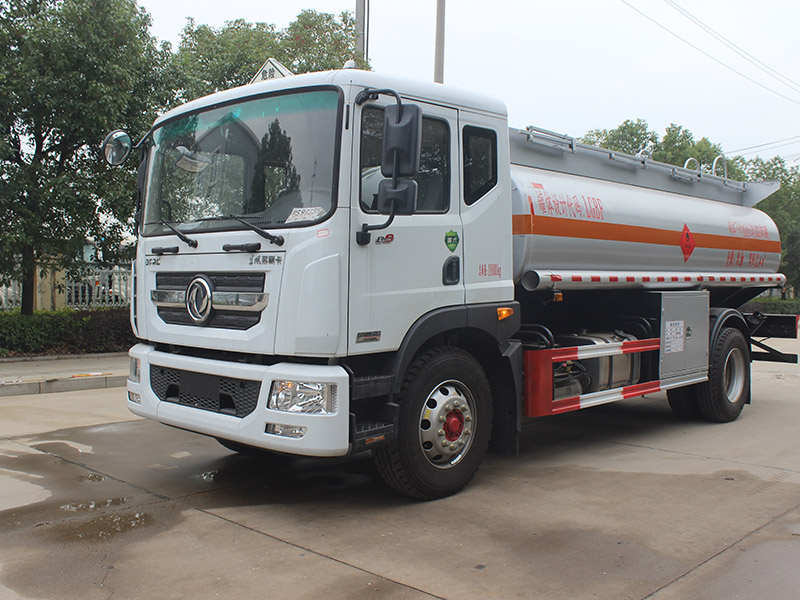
[697,327,750,423]
[373,347,493,500]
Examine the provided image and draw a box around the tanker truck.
[102,68,797,499]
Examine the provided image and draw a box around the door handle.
[442,256,460,285]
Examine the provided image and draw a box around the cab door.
[348,99,463,355]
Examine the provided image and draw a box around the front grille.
[156,272,265,292]
[154,271,266,330]
[150,365,261,418]
[155,308,261,330]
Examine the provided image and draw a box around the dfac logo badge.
[186,276,213,324]
[444,230,460,253]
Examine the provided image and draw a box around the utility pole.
[356,0,368,63]
[434,0,445,83]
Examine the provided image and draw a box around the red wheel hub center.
[443,410,464,441]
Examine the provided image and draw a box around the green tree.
[175,18,281,101]
[581,119,659,156]
[175,10,369,101]
[281,10,365,75]
[0,0,174,314]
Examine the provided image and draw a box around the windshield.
[142,88,341,236]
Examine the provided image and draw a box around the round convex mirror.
[101,130,132,166]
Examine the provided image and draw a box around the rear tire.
[373,347,492,500]
[697,327,750,423]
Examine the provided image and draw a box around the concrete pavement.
[0,340,798,599]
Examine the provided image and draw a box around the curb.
[0,351,129,364]
[0,375,128,398]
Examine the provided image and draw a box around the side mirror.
[377,179,417,215]
[101,130,132,166]
[381,104,422,178]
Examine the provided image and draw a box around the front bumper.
[127,343,350,456]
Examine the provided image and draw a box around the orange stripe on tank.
[517,215,781,254]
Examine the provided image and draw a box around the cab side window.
[360,106,450,213]
[463,126,497,205]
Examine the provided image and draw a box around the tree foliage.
[582,119,659,157]
[175,10,368,101]
[0,0,174,314]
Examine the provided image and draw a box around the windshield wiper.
[159,220,198,248]
[227,215,284,246]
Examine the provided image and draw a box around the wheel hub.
[443,410,464,441]
[417,380,475,469]
[724,347,745,404]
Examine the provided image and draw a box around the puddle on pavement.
[199,470,218,482]
[48,510,154,542]
[60,498,128,512]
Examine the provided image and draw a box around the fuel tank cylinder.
[510,164,782,290]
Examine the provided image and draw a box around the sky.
[137,0,800,164]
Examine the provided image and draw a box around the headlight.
[129,357,141,383]
[268,381,337,414]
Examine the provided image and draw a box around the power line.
[621,0,800,106]
[665,0,800,95]
[729,134,800,154]
[736,139,800,157]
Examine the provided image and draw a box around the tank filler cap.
[343,59,357,69]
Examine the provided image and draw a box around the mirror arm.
[355,88,402,110]
[357,200,397,246]
[132,126,154,151]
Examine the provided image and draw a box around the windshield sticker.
[287,207,326,223]
[445,230,460,253]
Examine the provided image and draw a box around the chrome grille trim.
[151,289,269,312]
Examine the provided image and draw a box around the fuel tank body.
[510,164,782,290]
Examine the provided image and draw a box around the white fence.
[0,266,131,311]
[0,280,21,310]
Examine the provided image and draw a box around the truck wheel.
[373,347,492,500]
[697,327,750,423]
[666,387,701,419]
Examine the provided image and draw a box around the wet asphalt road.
[1,339,799,599]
